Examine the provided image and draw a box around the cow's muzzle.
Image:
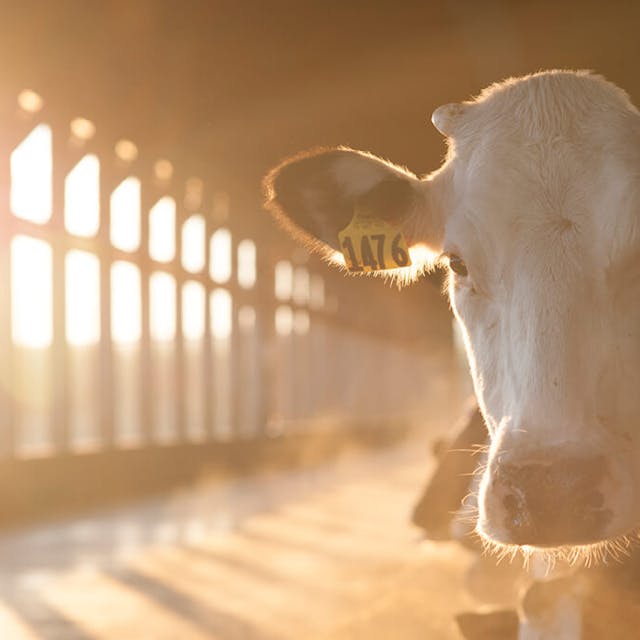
[480,454,613,547]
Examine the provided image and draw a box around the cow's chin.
[474,519,640,568]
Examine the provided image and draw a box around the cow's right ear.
[263,147,430,259]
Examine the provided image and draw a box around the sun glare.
[111,261,141,344]
[330,243,440,287]
[66,250,100,346]
[17,89,44,113]
[10,124,52,223]
[209,228,232,283]
[181,214,206,273]
[293,309,310,335]
[70,117,96,141]
[65,154,100,237]
[153,158,173,182]
[210,288,232,340]
[110,177,141,252]
[275,305,293,337]
[237,239,256,289]
[149,272,176,341]
[149,197,176,263]
[114,139,138,163]
[11,235,52,348]
[182,281,206,340]
[329,250,346,268]
[274,260,293,301]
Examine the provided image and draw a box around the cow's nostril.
[489,456,612,546]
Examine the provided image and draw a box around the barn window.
[11,124,52,224]
[11,235,53,348]
[237,239,257,289]
[111,261,141,344]
[65,250,100,346]
[65,154,100,237]
[110,177,141,252]
[181,214,206,273]
[182,280,206,340]
[274,260,293,301]
[150,272,176,341]
[149,197,176,263]
[210,288,232,340]
[275,305,293,337]
[209,228,232,283]
[293,309,310,335]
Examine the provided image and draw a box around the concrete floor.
[0,442,475,639]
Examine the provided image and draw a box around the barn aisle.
[0,443,474,639]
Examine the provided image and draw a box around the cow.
[263,70,640,562]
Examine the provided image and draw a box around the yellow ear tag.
[337,214,412,273]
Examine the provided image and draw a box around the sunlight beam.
[11,235,52,348]
[10,124,52,223]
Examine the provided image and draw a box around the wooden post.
[0,120,14,456]
[97,158,117,449]
[50,125,70,453]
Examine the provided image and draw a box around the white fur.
[276,70,640,551]
[419,71,640,547]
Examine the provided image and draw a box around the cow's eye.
[447,254,468,277]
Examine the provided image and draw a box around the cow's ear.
[263,147,426,258]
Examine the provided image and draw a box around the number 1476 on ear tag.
[337,216,412,273]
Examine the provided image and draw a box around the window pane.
[237,239,256,289]
[210,288,232,439]
[65,155,100,237]
[210,288,232,340]
[150,272,176,341]
[110,177,141,252]
[274,261,292,301]
[183,280,206,442]
[209,228,232,283]
[66,250,100,346]
[293,309,310,335]
[11,235,52,347]
[11,124,52,223]
[181,214,205,273]
[111,261,141,344]
[182,281,205,340]
[275,305,293,337]
[150,272,177,443]
[67,249,101,450]
[149,197,176,263]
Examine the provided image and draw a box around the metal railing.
[0,90,456,523]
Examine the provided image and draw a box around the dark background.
[2,0,639,341]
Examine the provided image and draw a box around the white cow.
[264,70,640,559]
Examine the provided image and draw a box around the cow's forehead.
[443,71,640,269]
[460,70,636,138]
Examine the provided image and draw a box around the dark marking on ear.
[263,148,353,252]
[263,147,416,256]
[356,177,416,225]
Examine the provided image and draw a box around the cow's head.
[263,70,640,556]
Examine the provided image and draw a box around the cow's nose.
[489,455,612,546]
